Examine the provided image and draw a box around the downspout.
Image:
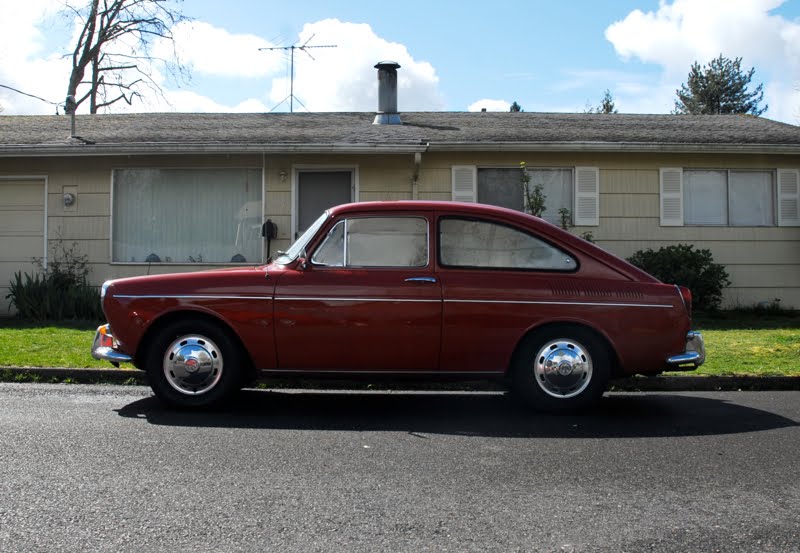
[412,151,421,200]
[411,144,429,200]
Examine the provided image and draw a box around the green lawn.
[678,311,800,376]
[0,313,798,376]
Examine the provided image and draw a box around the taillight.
[677,285,693,320]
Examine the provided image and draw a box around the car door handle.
[404,276,438,284]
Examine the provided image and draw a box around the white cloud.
[467,99,510,112]
[164,21,282,78]
[268,19,444,112]
[605,0,800,121]
[0,0,70,114]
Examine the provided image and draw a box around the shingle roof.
[1,111,799,156]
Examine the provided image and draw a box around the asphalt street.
[0,384,798,552]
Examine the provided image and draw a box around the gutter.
[426,142,800,155]
[0,142,430,158]
[1,141,799,158]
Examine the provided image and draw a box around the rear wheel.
[512,327,610,411]
[145,319,242,409]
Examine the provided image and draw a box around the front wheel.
[145,319,242,409]
[512,327,610,411]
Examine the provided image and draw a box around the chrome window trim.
[311,215,431,269]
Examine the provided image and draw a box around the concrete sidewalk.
[2,366,799,391]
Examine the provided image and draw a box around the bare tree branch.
[63,0,189,114]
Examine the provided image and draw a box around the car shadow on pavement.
[116,390,798,439]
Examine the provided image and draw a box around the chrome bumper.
[91,324,133,365]
[666,331,705,370]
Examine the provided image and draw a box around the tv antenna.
[260,34,337,112]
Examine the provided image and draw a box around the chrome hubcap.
[534,338,593,398]
[163,335,223,395]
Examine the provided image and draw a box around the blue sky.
[2,0,799,123]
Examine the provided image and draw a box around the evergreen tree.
[674,55,767,116]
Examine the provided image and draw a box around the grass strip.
[1,312,798,376]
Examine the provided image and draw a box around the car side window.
[439,217,576,271]
[312,217,428,268]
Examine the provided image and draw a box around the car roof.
[329,200,530,220]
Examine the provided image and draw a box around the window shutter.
[660,168,683,226]
[573,167,599,226]
[777,169,800,227]
[451,165,476,202]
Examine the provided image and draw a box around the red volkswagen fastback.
[92,201,704,410]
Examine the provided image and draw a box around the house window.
[112,168,262,263]
[683,169,774,226]
[476,168,572,225]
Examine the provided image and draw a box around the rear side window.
[312,217,428,268]
[439,218,575,271]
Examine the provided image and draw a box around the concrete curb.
[2,367,799,391]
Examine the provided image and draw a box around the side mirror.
[298,248,309,271]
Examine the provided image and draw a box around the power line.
[260,34,337,113]
[0,84,62,113]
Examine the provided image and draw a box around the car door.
[436,214,579,373]
[274,212,442,372]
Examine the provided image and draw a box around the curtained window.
[112,168,262,263]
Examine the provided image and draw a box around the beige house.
[1,70,799,314]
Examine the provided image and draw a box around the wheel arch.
[134,310,255,375]
[508,321,622,378]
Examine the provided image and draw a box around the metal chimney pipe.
[373,61,401,125]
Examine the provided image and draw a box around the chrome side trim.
[445,299,672,309]
[258,369,504,376]
[113,295,273,300]
[275,297,440,303]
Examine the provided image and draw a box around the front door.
[296,170,353,239]
[274,213,442,372]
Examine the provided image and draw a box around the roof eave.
[427,142,800,155]
[1,141,800,157]
[0,142,429,157]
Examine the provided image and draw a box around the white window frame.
[452,165,600,227]
[674,168,778,228]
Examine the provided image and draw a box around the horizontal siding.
[418,168,453,195]
[2,153,799,310]
[48,216,109,241]
[360,191,412,201]
[47,192,109,217]
[600,194,657,218]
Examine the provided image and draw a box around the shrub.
[627,244,731,311]
[5,237,102,321]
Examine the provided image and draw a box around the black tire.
[144,318,242,409]
[512,326,610,411]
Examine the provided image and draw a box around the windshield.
[273,211,330,265]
